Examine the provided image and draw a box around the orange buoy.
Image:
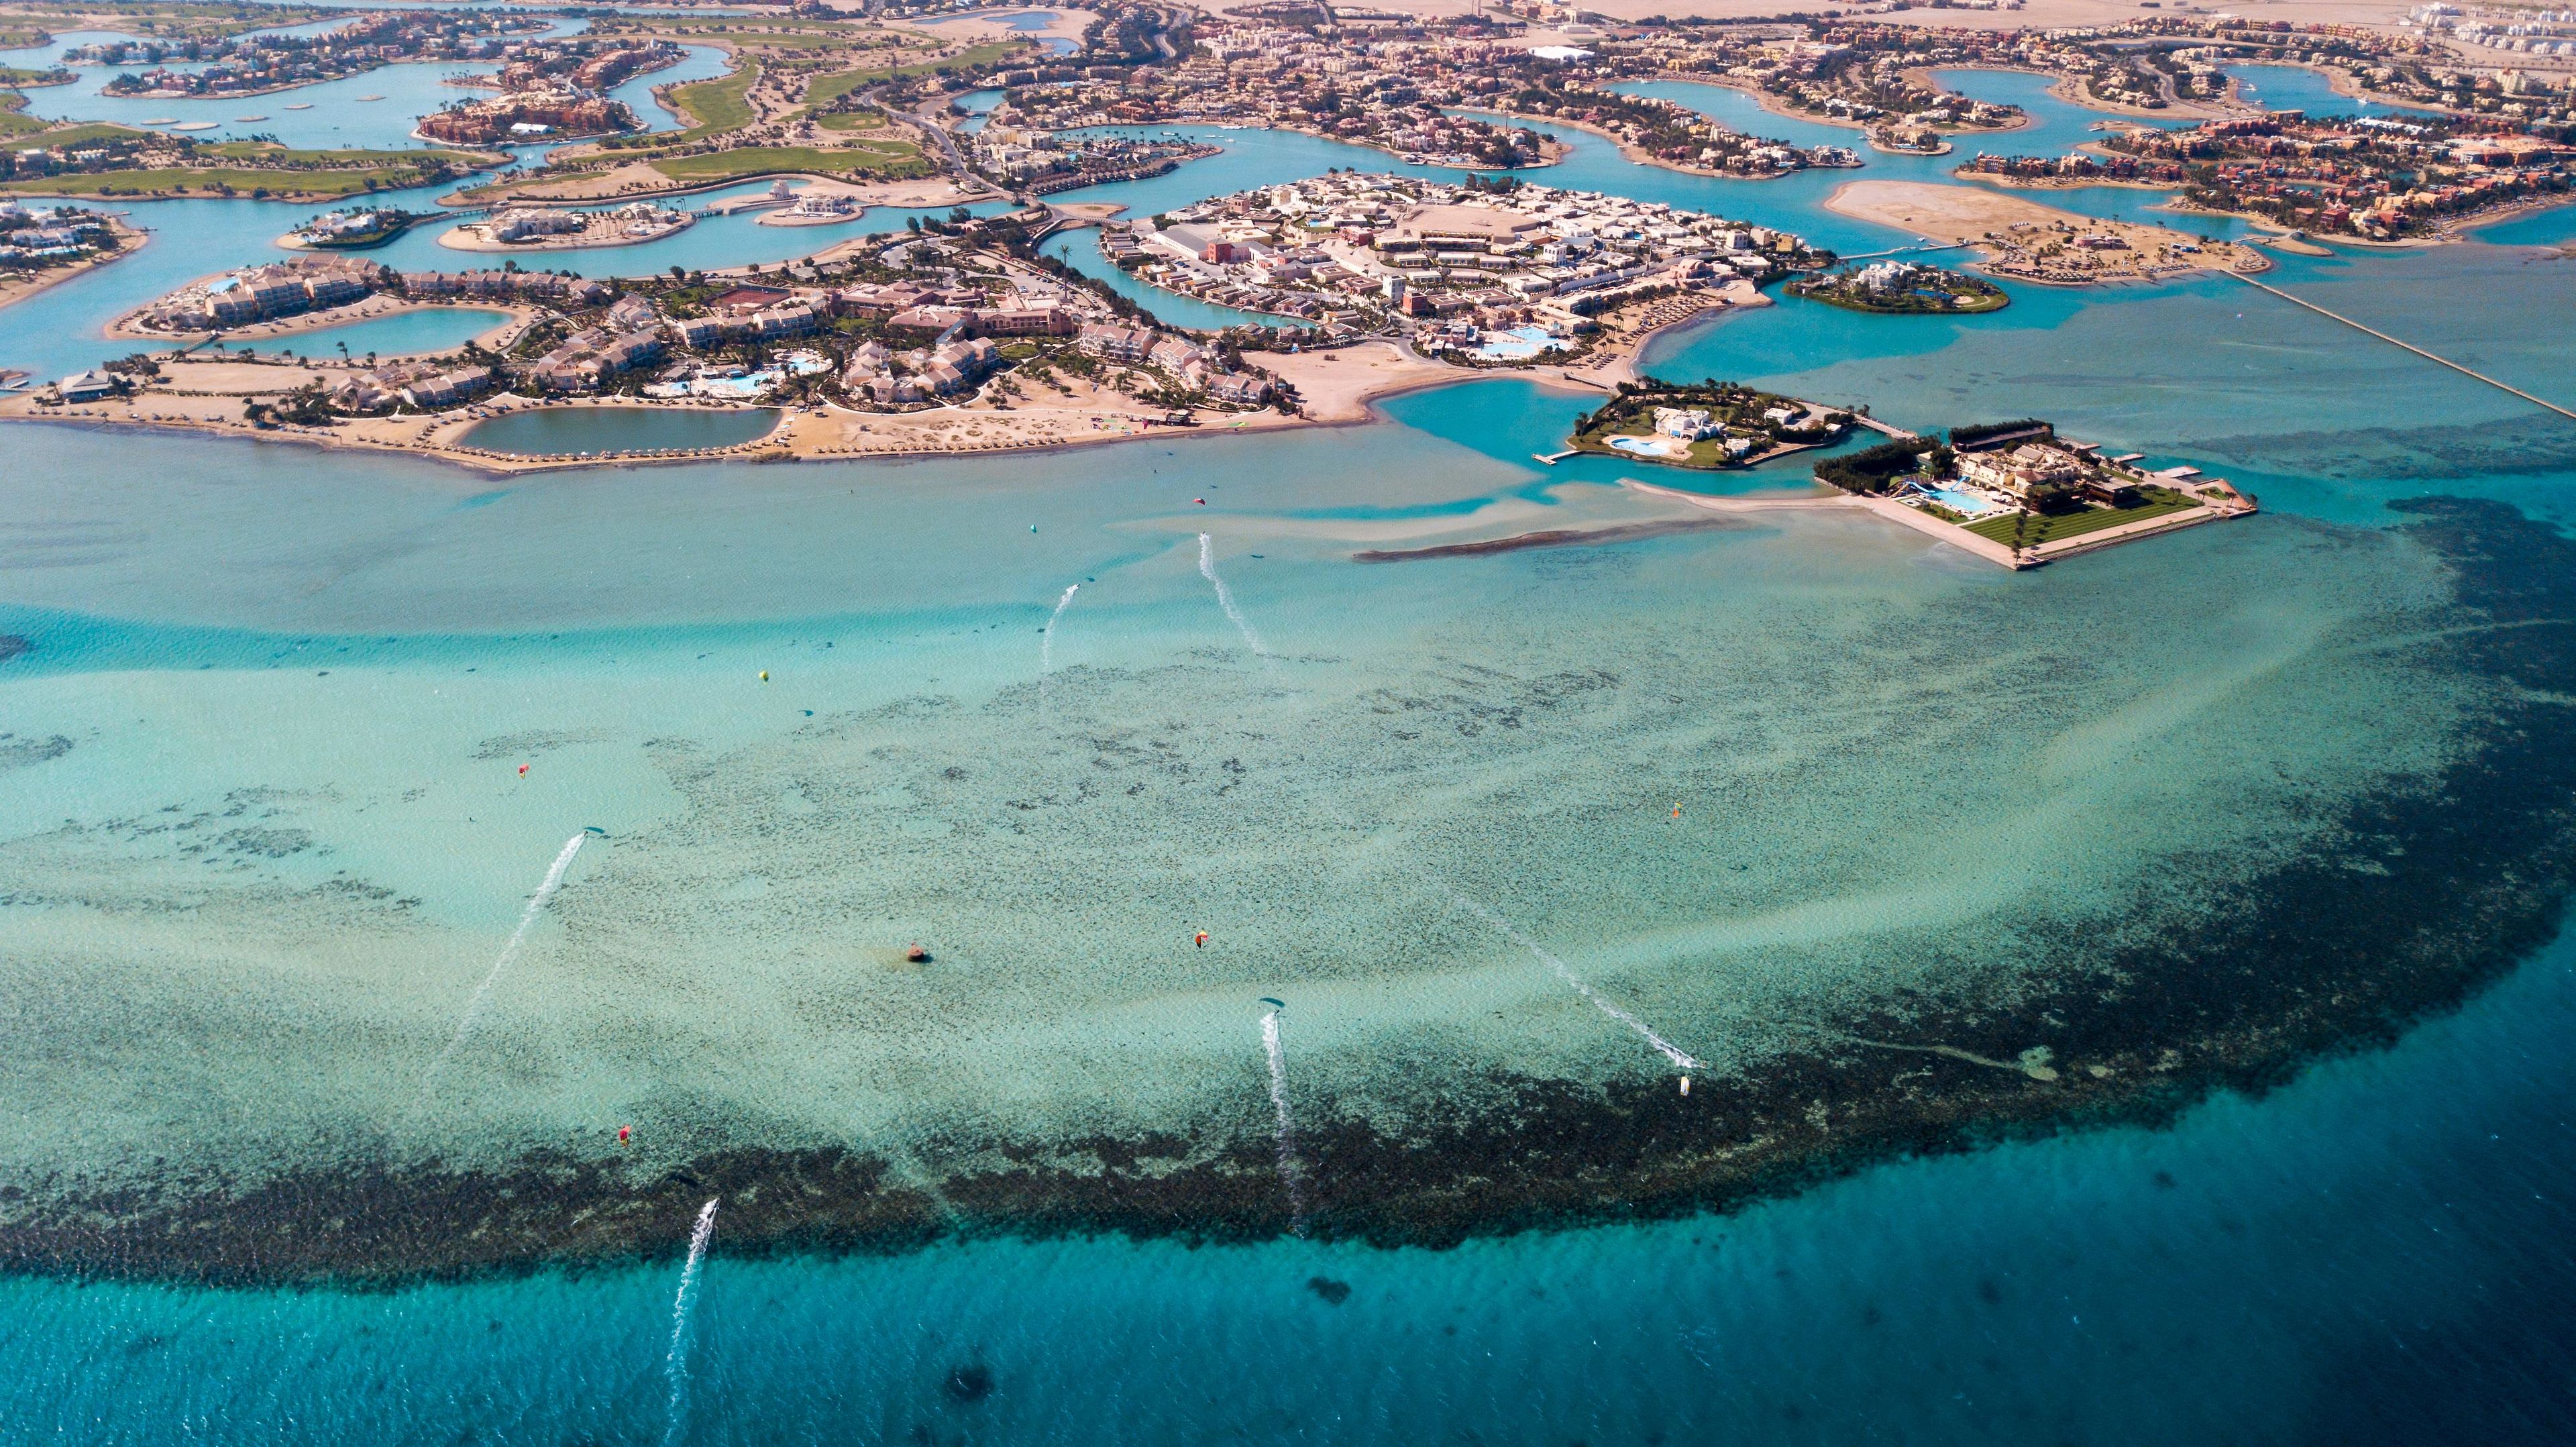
[1194,930,1209,949]
[905,942,930,963]
[616,1125,631,1144]
[519,763,529,777]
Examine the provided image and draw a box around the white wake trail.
[1262,1010,1309,1237]
[1456,895,1701,1072]
[411,832,587,1116]
[1040,582,1079,676]
[663,1197,720,1447]
[1199,533,1273,663]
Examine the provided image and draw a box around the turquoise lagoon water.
[6,51,2576,1445]
[2223,62,2449,117]
[2,24,739,151]
[227,304,508,358]
[0,183,1003,381]
[457,403,779,453]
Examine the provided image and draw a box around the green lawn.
[198,140,487,166]
[0,92,42,137]
[1,165,447,198]
[802,40,1026,107]
[1964,488,2200,547]
[3,121,150,151]
[813,109,888,132]
[648,142,927,182]
[659,62,760,139]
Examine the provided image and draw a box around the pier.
[2229,272,2576,423]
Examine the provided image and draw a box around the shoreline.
[107,294,535,347]
[1446,107,1773,183]
[0,217,146,314]
[1635,72,2037,140]
[435,211,694,253]
[1823,177,2270,284]
[0,339,1477,474]
[11,263,1754,470]
[445,167,989,211]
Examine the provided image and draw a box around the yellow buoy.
[759,670,769,682]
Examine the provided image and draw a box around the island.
[1788,260,2007,313]
[436,201,694,252]
[1811,417,2255,568]
[1566,379,1854,469]
[278,206,421,251]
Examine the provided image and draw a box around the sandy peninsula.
[1823,179,2269,283]
[105,286,537,349]
[0,339,1472,474]
[1553,278,1768,388]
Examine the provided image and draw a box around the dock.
[1533,449,1579,465]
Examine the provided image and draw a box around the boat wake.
[1040,582,1079,675]
[663,1197,720,1447]
[408,832,587,1118]
[1199,533,1273,664]
[1262,1008,1309,1236]
[1454,894,1701,1072]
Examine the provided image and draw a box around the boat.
[234,115,268,122]
[284,103,312,111]
[140,117,178,125]
[170,122,219,131]
[355,95,384,102]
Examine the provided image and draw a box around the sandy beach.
[107,291,537,350]
[0,339,1472,474]
[437,209,694,253]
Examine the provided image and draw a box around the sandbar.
[1823,178,2267,283]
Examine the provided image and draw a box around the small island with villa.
[1566,379,1856,469]
[1817,418,2257,566]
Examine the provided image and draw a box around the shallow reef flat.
[0,418,2569,1283]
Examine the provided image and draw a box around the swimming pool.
[1923,487,2004,518]
[1470,325,1569,362]
[1606,434,1691,460]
